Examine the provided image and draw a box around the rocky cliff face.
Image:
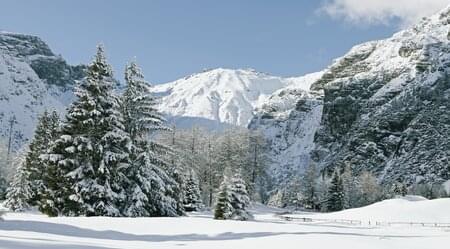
[0,32,85,149]
[249,72,323,188]
[311,7,450,185]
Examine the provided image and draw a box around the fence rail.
[276,214,450,228]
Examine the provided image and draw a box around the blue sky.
[0,0,445,84]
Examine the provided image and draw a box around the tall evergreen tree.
[121,61,180,217]
[5,151,31,211]
[182,169,203,211]
[41,45,130,217]
[23,110,60,206]
[229,170,252,220]
[327,169,344,212]
[214,171,233,220]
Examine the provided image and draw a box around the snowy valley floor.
[1,197,450,249]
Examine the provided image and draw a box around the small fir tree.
[23,110,60,207]
[183,169,203,211]
[229,170,252,220]
[5,152,31,211]
[214,172,233,220]
[327,169,344,212]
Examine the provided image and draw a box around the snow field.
[1,197,449,249]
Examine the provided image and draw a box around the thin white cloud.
[320,0,450,27]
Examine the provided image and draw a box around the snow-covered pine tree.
[229,170,252,220]
[183,169,203,211]
[23,110,60,207]
[214,171,233,220]
[41,45,130,217]
[121,61,180,217]
[327,169,344,212]
[5,151,31,211]
[301,162,319,210]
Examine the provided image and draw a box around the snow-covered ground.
[1,197,449,249]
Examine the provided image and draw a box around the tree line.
[1,46,268,219]
[270,163,449,212]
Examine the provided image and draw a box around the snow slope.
[249,72,324,188]
[1,198,450,249]
[294,197,450,223]
[152,68,315,129]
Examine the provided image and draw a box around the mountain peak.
[0,31,54,57]
[152,68,296,128]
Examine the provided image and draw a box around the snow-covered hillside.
[1,198,450,249]
[310,5,450,184]
[249,5,450,192]
[0,32,84,149]
[152,68,314,129]
[249,72,324,187]
[291,196,450,223]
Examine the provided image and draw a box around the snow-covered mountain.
[152,68,313,129]
[249,72,324,188]
[0,32,84,150]
[312,7,450,184]
[250,5,450,191]
[311,6,450,185]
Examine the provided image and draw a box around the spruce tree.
[183,169,203,211]
[229,170,252,220]
[23,110,60,206]
[327,169,344,212]
[41,45,130,217]
[214,173,233,220]
[5,152,31,211]
[121,61,180,217]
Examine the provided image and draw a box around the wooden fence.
[276,214,450,228]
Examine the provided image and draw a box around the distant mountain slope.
[310,6,450,185]
[152,68,313,128]
[249,5,450,194]
[249,72,323,187]
[0,32,84,149]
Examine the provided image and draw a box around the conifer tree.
[23,110,59,206]
[121,61,180,217]
[214,172,233,220]
[5,152,31,211]
[327,169,344,212]
[183,169,203,211]
[41,45,130,217]
[229,170,252,220]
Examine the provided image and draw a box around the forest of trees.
[1,45,448,219]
